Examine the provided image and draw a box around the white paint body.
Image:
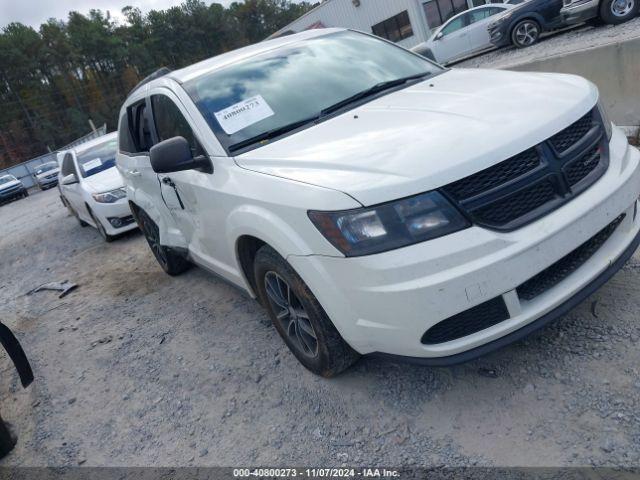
[59,133,137,237]
[411,4,512,65]
[117,29,640,360]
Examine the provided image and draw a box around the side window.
[118,111,137,154]
[61,153,76,177]
[487,6,507,15]
[124,100,152,154]
[469,8,491,22]
[442,15,467,35]
[151,95,203,155]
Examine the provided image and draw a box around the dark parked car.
[0,174,28,205]
[488,0,638,48]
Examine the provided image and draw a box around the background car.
[562,0,639,25]
[0,174,28,205]
[58,132,137,242]
[489,0,638,48]
[33,161,60,190]
[411,4,513,64]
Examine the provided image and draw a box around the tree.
[0,0,316,166]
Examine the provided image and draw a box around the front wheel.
[254,245,359,377]
[89,210,114,243]
[599,0,638,24]
[511,20,541,48]
[137,209,190,276]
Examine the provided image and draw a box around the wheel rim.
[611,0,634,16]
[515,22,539,46]
[264,272,318,358]
[142,217,168,267]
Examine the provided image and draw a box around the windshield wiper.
[228,114,321,153]
[319,72,433,117]
[227,72,433,153]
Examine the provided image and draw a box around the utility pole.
[88,118,97,133]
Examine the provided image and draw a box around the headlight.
[308,191,470,257]
[92,187,127,203]
[597,100,613,142]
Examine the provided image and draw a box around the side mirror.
[61,173,78,185]
[435,32,444,40]
[150,137,212,174]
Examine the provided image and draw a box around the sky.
[0,0,237,29]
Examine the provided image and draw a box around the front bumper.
[91,198,138,236]
[289,127,640,359]
[38,177,59,189]
[561,0,599,23]
[0,186,26,202]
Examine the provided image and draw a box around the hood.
[0,179,22,191]
[36,168,59,180]
[81,167,124,193]
[235,69,598,206]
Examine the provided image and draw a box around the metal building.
[272,0,498,48]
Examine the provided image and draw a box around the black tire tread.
[137,208,191,276]
[254,245,359,377]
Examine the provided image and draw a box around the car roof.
[165,28,347,84]
[440,3,512,27]
[71,132,118,156]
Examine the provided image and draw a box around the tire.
[66,201,88,227]
[511,19,541,48]
[254,245,359,377]
[599,0,638,24]
[137,208,190,276]
[89,209,114,243]
[23,190,29,198]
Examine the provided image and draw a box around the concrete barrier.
[504,37,640,128]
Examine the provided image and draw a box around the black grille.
[421,297,510,345]
[517,214,625,301]
[472,181,557,227]
[564,146,601,186]
[549,113,594,153]
[441,108,608,231]
[444,149,540,200]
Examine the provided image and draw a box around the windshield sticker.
[82,158,102,172]
[214,95,275,135]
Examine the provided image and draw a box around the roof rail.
[128,67,172,97]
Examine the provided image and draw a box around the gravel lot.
[457,16,640,69]
[1,186,640,468]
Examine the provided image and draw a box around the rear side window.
[118,111,137,154]
[151,95,202,155]
[61,153,76,177]
[121,100,153,155]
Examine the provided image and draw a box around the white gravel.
[457,17,640,69]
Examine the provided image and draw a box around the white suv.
[117,29,640,377]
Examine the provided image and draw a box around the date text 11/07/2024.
[232,468,400,478]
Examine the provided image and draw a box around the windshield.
[76,138,118,178]
[0,175,16,185]
[35,162,58,175]
[184,31,442,152]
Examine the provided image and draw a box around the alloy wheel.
[264,271,318,358]
[514,21,539,46]
[611,0,634,16]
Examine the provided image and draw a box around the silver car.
[34,161,60,190]
[412,4,513,65]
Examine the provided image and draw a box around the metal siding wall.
[0,125,107,190]
[281,0,432,47]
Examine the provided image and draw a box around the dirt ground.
[1,186,640,468]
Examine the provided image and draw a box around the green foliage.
[0,0,316,167]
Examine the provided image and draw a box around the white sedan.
[58,132,137,242]
[412,4,513,65]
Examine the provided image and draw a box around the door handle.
[128,169,141,177]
